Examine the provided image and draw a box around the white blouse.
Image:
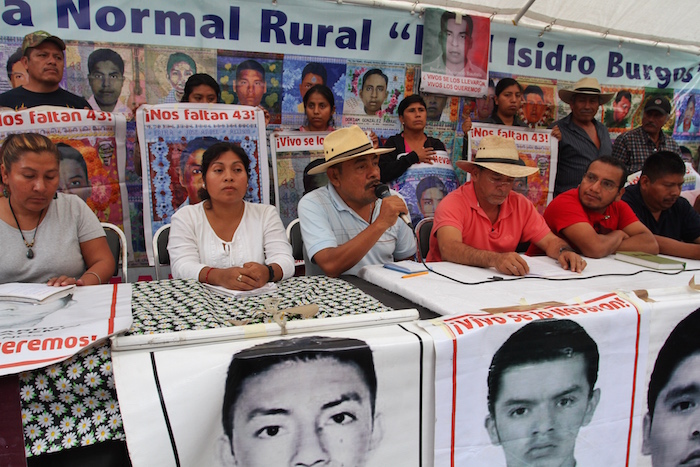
[168,202,295,281]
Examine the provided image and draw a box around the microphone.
[374,184,413,227]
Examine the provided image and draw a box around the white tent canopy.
[347,0,700,55]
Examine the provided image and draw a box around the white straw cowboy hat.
[558,77,614,105]
[307,125,393,175]
[456,135,538,178]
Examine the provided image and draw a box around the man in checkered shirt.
[612,96,681,174]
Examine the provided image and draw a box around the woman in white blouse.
[168,142,294,290]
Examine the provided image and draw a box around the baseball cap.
[22,30,66,54]
[644,96,671,115]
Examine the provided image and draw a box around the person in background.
[160,52,195,103]
[463,78,526,131]
[300,84,335,132]
[57,143,91,203]
[380,95,445,183]
[474,79,495,121]
[6,48,27,88]
[181,73,220,104]
[0,133,113,285]
[86,48,129,115]
[679,145,693,165]
[551,77,614,196]
[612,95,680,174]
[168,142,294,289]
[0,30,90,110]
[484,78,526,127]
[622,151,700,260]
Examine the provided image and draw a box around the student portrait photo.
[345,63,405,118]
[359,68,388,116]
[221,335,383,466]
[422,10,488,80]
[57,142,91,202]
[642,307,700,467]
[485,319,601,467]
[144,46,215,105]
[177,136,220,208]
[217,53,284,123]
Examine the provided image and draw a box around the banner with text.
[270,130,328,227]
[0,284,132,376]
[0,107,130,242]
[420,8,490,98]
[136,103,269,264]
[423,292,647,467]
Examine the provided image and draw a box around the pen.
[402,271,429,279]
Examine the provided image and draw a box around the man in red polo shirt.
[532,156,657,258]
[426,135,586,276]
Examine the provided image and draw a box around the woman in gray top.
[0,133,114,285]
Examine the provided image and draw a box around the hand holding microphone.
[374,184,412,228]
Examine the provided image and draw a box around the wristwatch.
[267,264,275,282]
[558,246,575,256]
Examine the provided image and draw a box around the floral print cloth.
[21,277,390,456]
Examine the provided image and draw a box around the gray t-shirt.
[0,193,105,283]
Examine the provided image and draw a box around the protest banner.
[420,8,491,97]
[270,130,328,227]
[423,292,647,467]
[0,284,132,376]
[136,104,269,264]
[388,151,460,226]
[112,323,429,467]
[0,108,130,242]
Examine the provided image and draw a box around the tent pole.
[513,0,536,25]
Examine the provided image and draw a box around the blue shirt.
[552,113,612,196]
[298,184,416,276]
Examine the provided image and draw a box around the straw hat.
[558,77,614,105]
[456,135,538,178]
[307,125,393,175]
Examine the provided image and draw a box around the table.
[18,276,406,463]
[359,255,700,315]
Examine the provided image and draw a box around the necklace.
[8,198,43,259]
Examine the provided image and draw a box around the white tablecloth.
[359,256,700,315]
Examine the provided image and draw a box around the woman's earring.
[2,185,9,198]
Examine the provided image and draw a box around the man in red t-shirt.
[427,135,586,276]
[531,156,657,258]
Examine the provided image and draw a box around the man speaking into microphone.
[298,125,416,277]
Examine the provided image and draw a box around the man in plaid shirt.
[612,96,680,174]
